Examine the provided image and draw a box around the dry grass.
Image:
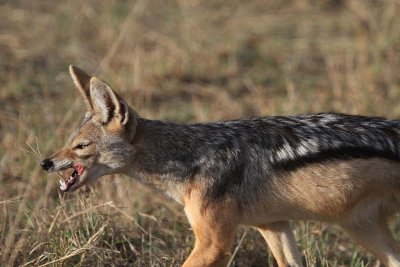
[1,0,400,266]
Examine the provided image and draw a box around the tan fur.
[256,222,302,267]
[344,218,400,267]
[51,147,76,160]
[182,182,240,267]
[243,158,400,224]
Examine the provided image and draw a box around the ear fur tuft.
[119,100,130,125]
[90,77,123,125]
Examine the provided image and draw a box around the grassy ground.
[1,0,400,266]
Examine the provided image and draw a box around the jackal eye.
[74,142,90,150]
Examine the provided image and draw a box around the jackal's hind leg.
[342,218,400,267]
[257,221,303,267]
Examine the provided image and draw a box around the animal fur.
[40,66,400,267]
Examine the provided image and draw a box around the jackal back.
[129,113,400,212]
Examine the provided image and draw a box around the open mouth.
[59,164,85,192]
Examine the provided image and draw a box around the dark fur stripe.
[273,146,400,171]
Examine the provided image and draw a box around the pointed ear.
[69,65,93,110]
[118,100,130,125]
[89,77,128,125]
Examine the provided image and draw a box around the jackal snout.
[40,158,53,172]
[40,155,73,173]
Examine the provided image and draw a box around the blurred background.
[1,0,400,266]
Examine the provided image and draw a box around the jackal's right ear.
[69,65,93,111]
[89,77,123,125]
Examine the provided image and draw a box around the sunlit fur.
[42,66,400,267]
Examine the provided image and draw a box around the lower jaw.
[59,172,80,192]
[59,165,86,192]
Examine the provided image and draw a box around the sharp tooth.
[59,179,67,190]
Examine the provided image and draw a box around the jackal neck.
[125,118,202,190]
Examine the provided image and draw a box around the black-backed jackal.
[41,66,400,267]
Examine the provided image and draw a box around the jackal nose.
[40,159,53,172]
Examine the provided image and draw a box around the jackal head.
[40,66,137,192]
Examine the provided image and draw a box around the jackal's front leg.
[182,223,237,267]
[182,193,239,267]
[257,221,303,267]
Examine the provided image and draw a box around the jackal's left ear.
[89,77,129,125]
[69,65,93,111]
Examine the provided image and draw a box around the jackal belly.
[244,158,400,225]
